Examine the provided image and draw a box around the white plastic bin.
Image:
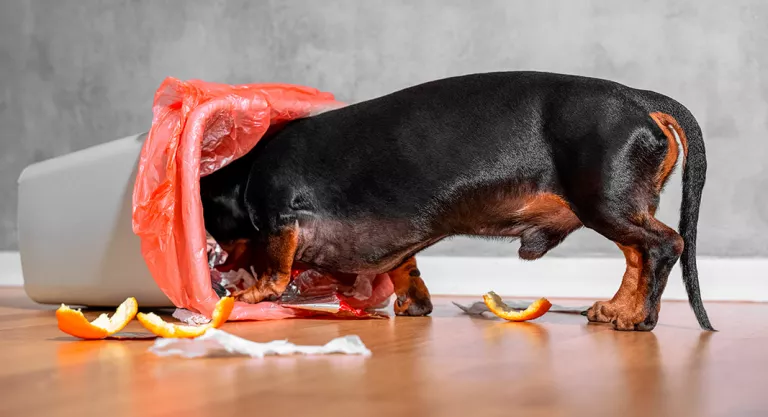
[17,133,171,307]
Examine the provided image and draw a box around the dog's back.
[238,73,648,268]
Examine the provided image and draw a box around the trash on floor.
[137,297,235,338]
[56,297,140,339]
[172,308,211,326]
[149,328,372,358]
[56,296,235,340]
[481,292,553,321]
[454,293,589,319]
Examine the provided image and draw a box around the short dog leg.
[585,215,683,331]
[233,223,299,304]
[587,243,643,324]
[389,257,433,316]
[633,218,684,331]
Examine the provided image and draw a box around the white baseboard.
[417,256,768,302]
[2,251,766,302]
[0,252,23,286]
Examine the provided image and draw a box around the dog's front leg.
[389,257,433,316]
[233,222,299,304]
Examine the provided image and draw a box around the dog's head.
[200,153,257,248]
[201,187,251,243]
[201,174,264,273]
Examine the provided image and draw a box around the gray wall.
[1,0,767,257]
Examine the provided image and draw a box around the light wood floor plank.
[0,287,765,417]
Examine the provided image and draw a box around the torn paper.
[148,328,372,358]
[454,300,589,317]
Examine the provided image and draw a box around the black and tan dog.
[201,71,713,332]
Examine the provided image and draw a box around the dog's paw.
[232,286,267,304]
[588,300,656,331]
[586,300,617,323]
[613,309,656,331]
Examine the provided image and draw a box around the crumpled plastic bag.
[132,77,395,320]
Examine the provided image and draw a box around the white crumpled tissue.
[148,328,372,358]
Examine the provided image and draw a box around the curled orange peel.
[137,296,234,338]
[482,291,552,322]
[56,297,138,339]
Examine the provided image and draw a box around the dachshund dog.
[201,71,713,331]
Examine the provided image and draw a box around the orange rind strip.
[482,291,552,322]
[56,297,138,339]
[137,297,234,338]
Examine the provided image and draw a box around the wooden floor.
[1,287,767,417]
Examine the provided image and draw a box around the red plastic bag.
[132,77,394,320]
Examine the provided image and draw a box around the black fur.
[201,71,712,331]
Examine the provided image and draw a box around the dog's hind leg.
[388,256,433,316]
[583,214,683,331]
[587,243,644,324]
[233,222,299,304]
[570,113,687,331]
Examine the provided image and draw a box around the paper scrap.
[148,328,372,358]
[454,300,589,316]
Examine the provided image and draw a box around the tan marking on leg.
[589,213,683,330]
[389,257,433,316]
[588,243,648,327]
[515,193,583,235]
[516,193,579,225]
[233,224,299,304]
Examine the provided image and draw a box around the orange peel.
[482,291,552,322]
[137,296,234,338]
[56,297,138,339]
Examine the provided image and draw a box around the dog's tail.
[649,96,714,331]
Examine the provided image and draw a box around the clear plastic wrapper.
[132,77,394,320]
